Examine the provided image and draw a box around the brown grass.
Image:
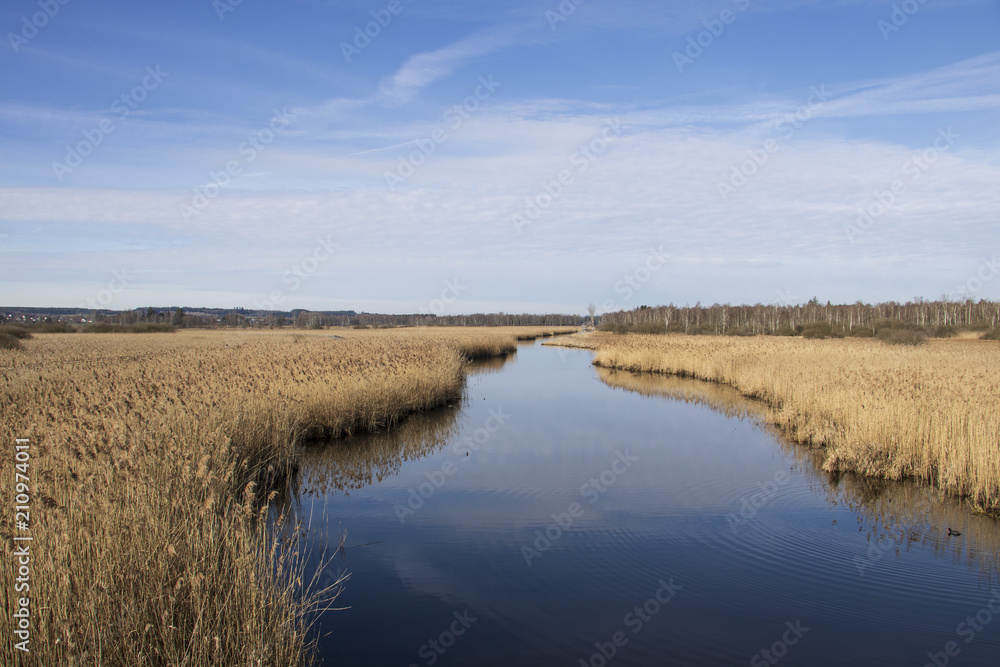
[0,326,571,666]
[549,332,1000,510]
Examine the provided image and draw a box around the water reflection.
[296,406,462,497]
[295,353,518,498]
[597,364,1000,581]
[826,474,1000,580]
[596,366,772,422]
[465,354,515,376]
[596,365,834,481]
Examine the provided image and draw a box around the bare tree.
[587,303,596,329]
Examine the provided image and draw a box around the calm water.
[291,341,1000,666]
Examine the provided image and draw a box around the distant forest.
[0,306,581,329]
[599,298,1000,337]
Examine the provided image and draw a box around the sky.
[0,0,998,316]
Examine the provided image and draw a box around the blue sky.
[1,0,998,315]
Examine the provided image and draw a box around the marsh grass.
[0,326,571,665]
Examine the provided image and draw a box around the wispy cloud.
[378,24,525,103]
[821,50,1000,117]
[623,51,1000,131]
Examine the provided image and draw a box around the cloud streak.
[378,25,524,103]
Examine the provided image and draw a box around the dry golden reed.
[551,333,1000,510]
[0,326,571,666]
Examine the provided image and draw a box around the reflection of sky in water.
[296,342,1000,666]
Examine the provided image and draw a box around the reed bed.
[560,333,1000,511]
[0,326,568,666]
[329,326,575,359]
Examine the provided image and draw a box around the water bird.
[948,528,962,536]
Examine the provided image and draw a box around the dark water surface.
[293,341,1000,666]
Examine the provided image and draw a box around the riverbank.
[545,332,1000,513]
[0,326,573,666]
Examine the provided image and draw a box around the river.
[291,340,1000,666]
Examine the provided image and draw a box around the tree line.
[2,307,582,329]
[599,298,1000,336]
